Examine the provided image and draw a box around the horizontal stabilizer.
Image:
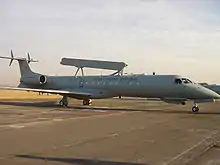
[0,50,38,66]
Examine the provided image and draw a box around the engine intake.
[21,75,47,85]
[39,75,47,84]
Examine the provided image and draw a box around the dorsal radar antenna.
[0,50,38,66]
[60,57,128,76]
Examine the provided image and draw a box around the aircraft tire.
[59,100,64,106]
[83,99,92,105]
[59,96,68,107]
[63,101,68,107]
[83,99,87,105]
[192,106,199,113]
[88,99,92,105]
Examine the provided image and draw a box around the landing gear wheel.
[83,99,92,105]
[59,96,68,107]
[192,106,199,113]
[59,100,64,106]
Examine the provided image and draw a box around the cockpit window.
[182,78,192,84]
[174,78,182,84]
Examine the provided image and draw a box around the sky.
[1,0,220,86]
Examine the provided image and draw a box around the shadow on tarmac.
[0,101,219,115]
[15,155,147,165]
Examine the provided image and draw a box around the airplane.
[0,50,219,113]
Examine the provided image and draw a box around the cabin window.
[174,78,182,84]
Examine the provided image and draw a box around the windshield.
[182,78,192,84]
[174,78,182,84]
[174,78,193,84]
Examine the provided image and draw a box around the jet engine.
[39,75,47,84]
[21,75,47,85]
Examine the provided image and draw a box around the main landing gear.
[83,99,92,106]
[192,103,199,113]
[59,97,92,107]
[59,96,68,107]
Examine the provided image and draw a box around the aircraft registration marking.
[93,77,138,81]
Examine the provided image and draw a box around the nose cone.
[196,86,220,99]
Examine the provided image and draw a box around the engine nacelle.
[39,75,47,84]
[21,75,47,86]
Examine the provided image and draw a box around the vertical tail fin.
[18,60,34,77]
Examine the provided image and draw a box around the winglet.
[27,53,31,64]
[9,50,14,66]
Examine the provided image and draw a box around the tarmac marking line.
[164,131,220,165]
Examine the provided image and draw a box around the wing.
[0,87,91,99]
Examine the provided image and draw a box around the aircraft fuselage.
[19,74,217,101]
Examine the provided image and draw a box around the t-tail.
[0,50,38,78]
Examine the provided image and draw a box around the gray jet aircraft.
[0,51,219,113]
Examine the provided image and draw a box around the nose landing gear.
[192,103,199,113]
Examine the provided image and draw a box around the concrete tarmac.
[0,98,220,165]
